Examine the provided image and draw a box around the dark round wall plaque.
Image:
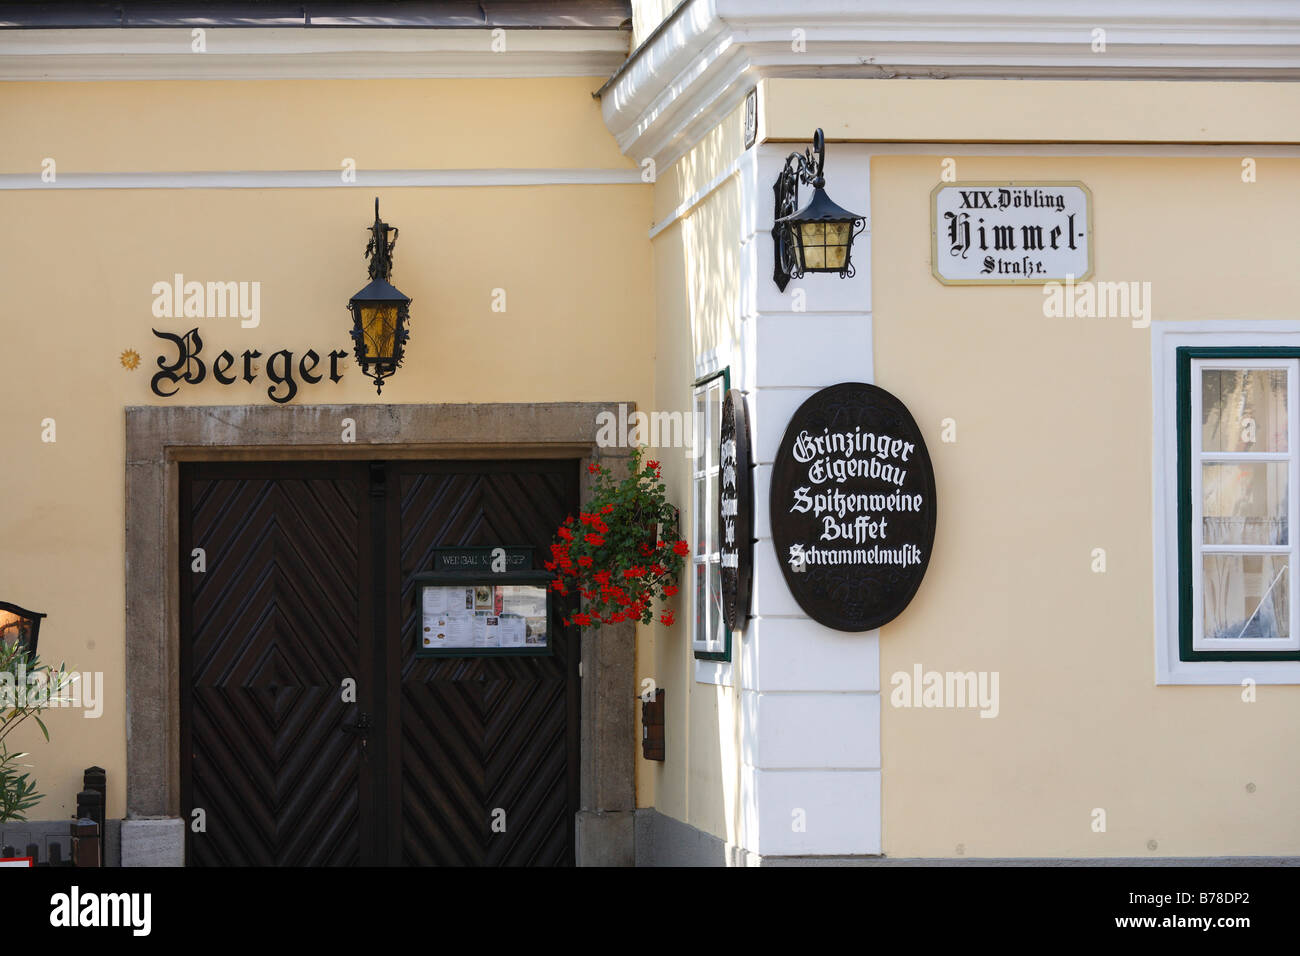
[719,389,754,632]
[769,382,936,632]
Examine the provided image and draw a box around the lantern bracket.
[364,197,399,280]
[771,128,864,291]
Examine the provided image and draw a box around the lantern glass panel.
[826,233,849,270]
[800,222,826,270]
[361,304,398,361]
[0,609,33,654]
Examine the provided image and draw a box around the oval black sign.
[719,389,753,632]
[769,382,937,632]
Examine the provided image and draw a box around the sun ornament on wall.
[120,349,141,370]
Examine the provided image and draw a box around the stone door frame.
[125,402,636,866]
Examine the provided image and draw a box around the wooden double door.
[179,459,580,866]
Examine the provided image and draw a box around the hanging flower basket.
[547,447,689,629]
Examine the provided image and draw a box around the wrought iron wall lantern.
[348,198,411,395]
[771,128,866,291]
[0,602,45,662]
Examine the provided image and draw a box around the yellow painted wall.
[1,78,633,173]
[638,99,747,842]
[872,153,1300,857]
[762,77,1300,146]
[0,78,653,823]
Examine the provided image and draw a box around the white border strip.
[0,168,643,190]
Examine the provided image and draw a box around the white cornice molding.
[0,167,642,189]
[600,0,1300,168]
[0,27,631,80]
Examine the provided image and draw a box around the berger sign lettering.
[931,181,1091,285]
[770,382,937,632]
[719,388,753,632]
[150,327,347,404]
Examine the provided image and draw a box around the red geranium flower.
[659,610,674,626]
[585,533,604,546]
[557,527,573,541]
[573,612,592,626]
[673,540,690,556]
[664,585,678,597]
[587,464,600,474]
[623,566,646,579]
[649,564,666,576]
[600,504,614,514]
[593,570,611,586]
[577,555,593,567]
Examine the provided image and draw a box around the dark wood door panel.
[483,678,574,866]
[181,463,370,867]
[394,461,580,867]
[182,458,581,867]
[400,680,486,866]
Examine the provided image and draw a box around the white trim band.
[0,168,644,190]
[0,27,631,80]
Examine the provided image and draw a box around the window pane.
[707,381,722,470]
[708,473,719,557]
[1202,368,1287,453]
[1203,553,1290,641]
[709,562,723,641]
[1202,462,1288,545]
[694,561,708,645]
[695,475,709,554]
[693,387,708,466]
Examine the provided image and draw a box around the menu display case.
[413,547,553,657]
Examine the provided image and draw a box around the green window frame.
[1177,347,1300,661]
[692,368,731,662]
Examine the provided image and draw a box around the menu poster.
[422,586,476,648]
[498,614,527,647]
[420,582,550,652]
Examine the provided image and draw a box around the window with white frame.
[691,370,729,661]
[1183,350,1300,660]
[1153,327,1300,684]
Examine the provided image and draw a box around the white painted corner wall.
[732,143,882,857]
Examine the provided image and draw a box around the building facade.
[2,0,1299,865]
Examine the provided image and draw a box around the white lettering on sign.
[785,435,926,566]
[932,183,1091,284]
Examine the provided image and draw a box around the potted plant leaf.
[0,640,74,824]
